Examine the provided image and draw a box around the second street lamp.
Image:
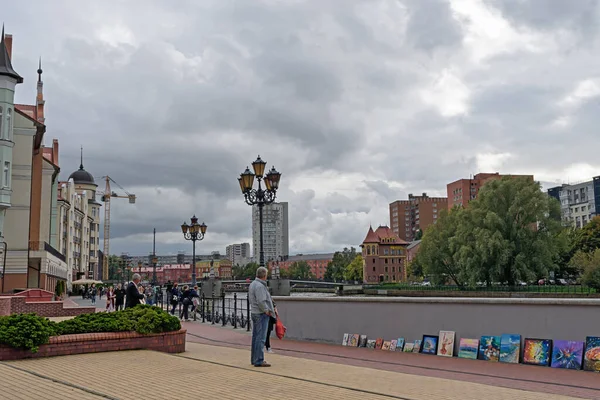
[238,155,282,268]
[181,216,207,286]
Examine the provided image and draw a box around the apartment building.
[252,202,289,263]
[389,193,447,241]
[226,243,251,266]
[447,172,534,210]
[548,177,600,228]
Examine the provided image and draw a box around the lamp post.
[238,156,282,268]
[181,216,207,286]
[152,228,157,286]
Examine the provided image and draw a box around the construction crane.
[98,176,136,281]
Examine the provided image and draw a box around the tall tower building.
[252,202,289,264]
[0,28,23,238]
[226,243,251,266]
[389,193,447,241]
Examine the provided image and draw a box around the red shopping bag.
[275,316,286,339]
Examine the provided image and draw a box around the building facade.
[361,225,409,284]
[252,202,289,263]
[389,193,447,241]
[133,262,233,284]
[548,177,600,228]
[267,253,334,280]
[226,243,251,266]
[447,173,534,210]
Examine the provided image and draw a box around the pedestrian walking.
[265,300,278,353]
[170,283,180,315]
[179,285,191,321]
[114,284,125,311]
[125,274,145,308]
[248,266,275,367]
[90,284,97,305]
[105,286,115,312]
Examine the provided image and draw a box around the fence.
[364,283,597,294]
[164,293,250,331]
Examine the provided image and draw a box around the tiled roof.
[285,253,335,261]
[407,240,422,250]
[362,225,409,245]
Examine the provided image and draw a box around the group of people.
[168,282,200,321]
[86,275,162,311]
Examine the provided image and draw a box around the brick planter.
[0,329,186,361]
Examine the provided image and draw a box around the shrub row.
[0,304,181,353]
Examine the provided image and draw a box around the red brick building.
[389,193,447,241]
[447,173,534,210]
[267,253,334,280]
[134,262,232,284]
[361,225,409,284]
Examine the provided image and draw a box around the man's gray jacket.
[248,278,275,316]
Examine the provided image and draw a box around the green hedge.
[0,305,181,353]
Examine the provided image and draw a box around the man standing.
[248,267,275,367]
[125,274,145,309]
[114,283,126,311]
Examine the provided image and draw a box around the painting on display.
[421,335,439,355]
[523,338,552,366]
[358,335,368,348]
[403,342,415,352]
[342,333,349,346]
[499,334,521,364]
[458,338,479,360]
[382,341,392,351]
[396,338,405,352]
[375,338,384,350]
[349,334,360,347]
[437,331,455,357]
[413,340,422,353]
[366,340,376,349]
[390,339,398,352]
[479,336,501,362]
[584,336,600,372]
[551,340,584,370]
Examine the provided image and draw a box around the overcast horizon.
[5,0,600,257]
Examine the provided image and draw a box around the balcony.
[73,236,81,244]
[74,222,82,230]
[73,251,81,259]
[28,241,66,263]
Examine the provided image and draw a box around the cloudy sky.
[5,0,600,257]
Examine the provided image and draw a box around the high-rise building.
[389,193,447,241]
[548,177,600,228]
[252,202,289,264]
[447,173,534,210]
[226,243,251,266]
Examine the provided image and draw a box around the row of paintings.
[341,332,600,372]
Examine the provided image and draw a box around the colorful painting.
[437,331,455,357]
[382,341,391,351]
[499,334,521,364]
[413,340,422,353]
[421,335,438,355]
[479,336,501,362]
[551,340,584,370]
[375,338,384,350]
[403,342,415,352]
[366,340,376,349]
[396,338,405,352]
[349,334,360,347]
[342,333,349,346]
[584,336,600,372]
[458,338,479,360]
[523,338,552,366]
[390,339,398,352]
[358,335,368,348]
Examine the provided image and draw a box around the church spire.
[80,146,84,170]
[0,24,23,83]
[36,56,45,123]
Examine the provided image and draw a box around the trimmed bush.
[0,313,57,353]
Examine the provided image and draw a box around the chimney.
[52,139,59,166]
[4,34,12,59]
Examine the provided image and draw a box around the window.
[0,106,3,138]
[6,109,11,140]
[2,162,9,188]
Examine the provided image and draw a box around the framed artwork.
[396,338,405,352]
[458,338,479,360]
[421,335,438,355]
[349,334,360,347]
[437,331,455,357]
[375,338,384,350]
[523,338,552,366]
[342,333,349,346]
[479,336,501,362]
[403,342,415,352]
[390,339,398,352]
[382,341,392,351]
[499,334,521,364]
[413,340,422,353]
[551,340,584,370]
[358,335,368,348]
[366,339,376,349]
[584,336,600,372]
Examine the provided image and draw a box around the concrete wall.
[273,296,600,345]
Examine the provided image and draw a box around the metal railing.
[164,293,251,331]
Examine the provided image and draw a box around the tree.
[569,249,600,289]
[324,247,357,281]
[287,261,315,280]
[414,229,423,240]
[344,255,363,281]
[573,216,600,253]
[233,262,259,279]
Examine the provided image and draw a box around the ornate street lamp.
[238,155,282,268]
[181,215,207,286]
